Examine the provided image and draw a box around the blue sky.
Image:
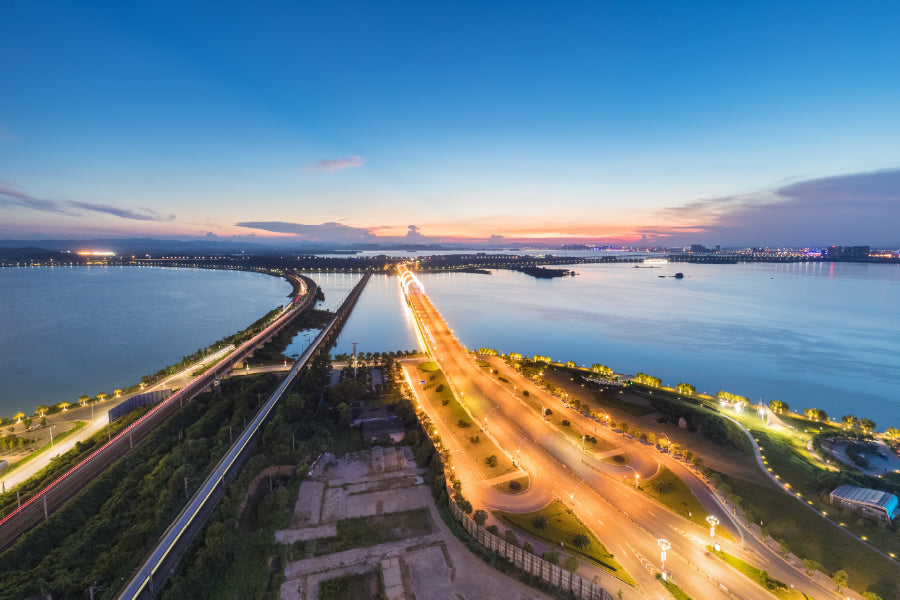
[1,1,899,246]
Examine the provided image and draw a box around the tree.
[504,530,519,546]
[485,454,498,467]
[862,593,883,600]
[842,414,858,428]
[96,392,107,402]
[676,382,696,395]
[573,534,590,548]
[592,364,613,377]
[859,418,876,432]
[114,389,122,397]
[805,408,828,422]
[886,427,900,440]
[833,569,848,591]
[486,524,499,535]
[542,551,559,565]
[35,404,49,417]
[769,400,789,414]
[802,558,820,576]
[564,555,579,573]
[78,395,90,406]
[533,515,548,530]
[13,412,24,423]
[336,403,351,427]
[58,401,70,412]
[473,510,488,527]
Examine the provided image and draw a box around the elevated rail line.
[0,275,321,550]
[118,272,370,599]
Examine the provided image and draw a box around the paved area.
[278,447,552,600]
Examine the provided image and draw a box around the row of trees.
[634,372,661,387]
[716,390,749,404]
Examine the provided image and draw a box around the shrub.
[533,515,548,529]
[542,551,559,565]
[523,541,534,553]
[485,454,498,467]
[573,534,590,548]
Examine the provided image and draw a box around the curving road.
[398,264,846,600]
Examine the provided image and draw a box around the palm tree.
[36,404,49,417]
[78,395,90,406]
[95,392,107,402]
[13,411,25,423]
[114,389,122,397]
[58,401,71,412]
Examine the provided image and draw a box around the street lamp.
[658,538,670,572]
[707,515,719,541]
[626,466,640,489]
[49,425,57,447]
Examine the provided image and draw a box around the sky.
[1,1,899,247]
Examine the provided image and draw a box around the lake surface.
[0,266,291,418]
[283,273,420,359]
[417,262,900,430]
[3,261,897,430]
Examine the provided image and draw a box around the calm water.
[283,273,420,359]
[417,262,900,429]
[3,262,898,429]
[0,266,291,418]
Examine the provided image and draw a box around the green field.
[707,546,807,600]
[495,499,636,586]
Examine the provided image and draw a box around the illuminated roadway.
[398,265,844,600]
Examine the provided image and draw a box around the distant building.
[824,246,870,259]
[829,484,898,524]
[690,244,712,253]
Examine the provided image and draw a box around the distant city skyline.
[2,1,899,247]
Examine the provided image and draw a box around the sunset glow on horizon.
[1,2,899,247]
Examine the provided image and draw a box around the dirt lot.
[277,447,551,600]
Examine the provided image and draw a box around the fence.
[448,499,613,600]
[107,389,172,422]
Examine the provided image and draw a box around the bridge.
[0,274,320,550]
[117,272,370,599]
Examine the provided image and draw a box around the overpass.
[0,274,321,550]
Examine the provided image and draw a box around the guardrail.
[0,276,320,550]
[118,272,371,599]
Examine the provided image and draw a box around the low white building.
[830,484,899,524]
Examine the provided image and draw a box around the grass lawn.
[492,475,530,494]
[417,368,517,480]
[707,546,807,600]
[495,499,636,586]
[317,569,382,600]
[720,472,900,600]
[642,466,718,530]
[656,573,693,600]
[306,508,434,557]
[417,361,440,372]
[588,389,656,417]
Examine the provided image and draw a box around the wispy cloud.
[68,201,175,222]
[0,182,73,214]
[301,155,363,173]
[0,181,176,222]
[236,221,376,242]
[642,168,900,246]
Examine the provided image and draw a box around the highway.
[398,264,844,600]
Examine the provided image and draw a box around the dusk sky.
[2,1,899,247]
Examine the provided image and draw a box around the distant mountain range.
[0,238,513,256]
